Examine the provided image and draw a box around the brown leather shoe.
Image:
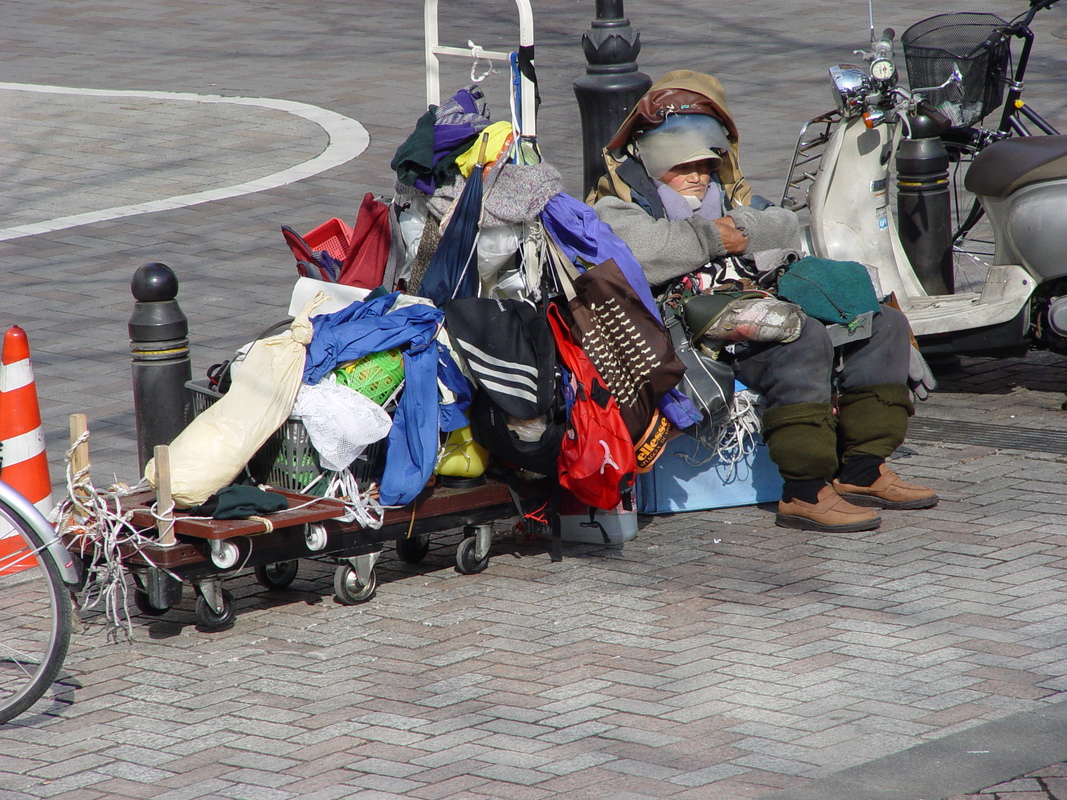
[834,465,938,510]
[776,485,881,532]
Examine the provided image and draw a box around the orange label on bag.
[635,411,673,473]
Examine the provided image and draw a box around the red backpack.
[547,302,636,510]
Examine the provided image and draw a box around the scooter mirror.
[913,65,964,97]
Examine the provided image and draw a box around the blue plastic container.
[636,432,782,514]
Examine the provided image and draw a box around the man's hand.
[716,216,748,254]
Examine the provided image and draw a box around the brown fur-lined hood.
[589,70,752,208]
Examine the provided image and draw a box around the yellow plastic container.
[435,425,489,479]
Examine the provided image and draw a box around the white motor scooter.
[783,0,1067,357]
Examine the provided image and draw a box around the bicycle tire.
[0,497,73,724]
[936,138,997,293]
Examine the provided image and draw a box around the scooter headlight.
[829,65,870,118]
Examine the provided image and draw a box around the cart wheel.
[195,589,236,628]
[133,590,168,617]
[455,536,489,575]
[305,522,328,551]
[396,534,431,564]
[254,560,299,590]
[333,564,377,605]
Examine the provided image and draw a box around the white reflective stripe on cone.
[0,359,33,392]
[0,428,45,464]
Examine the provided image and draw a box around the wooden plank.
[368,478,550,529]
[66,478,552,574]
[126,489,347,540]
[124,479,548,540]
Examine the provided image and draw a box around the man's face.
[660,159,715,200]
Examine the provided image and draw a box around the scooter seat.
[965,134,1067,198]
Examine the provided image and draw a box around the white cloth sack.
[145,295,325,507]
[292,377,393,472]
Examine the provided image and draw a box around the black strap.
[663,311,733,424]
[616,158,665,219]
[517,45,541,113]
[581,507,611,545]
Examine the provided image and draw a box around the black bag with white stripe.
[445,297,556,420]
[446,297,564,476]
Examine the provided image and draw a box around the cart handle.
[424,0,536,138]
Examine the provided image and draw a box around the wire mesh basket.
[902,12,1010,128]
[187,380,382,496]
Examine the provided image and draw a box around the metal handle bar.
[966,0,1059,59]
[424,0,536,138]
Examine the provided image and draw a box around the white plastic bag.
[145,294,326,507]
[396,195,429,283]
[477,223,520,282]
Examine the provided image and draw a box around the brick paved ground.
[3,1,1067,798]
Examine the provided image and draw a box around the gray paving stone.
[468,763,553,786]
[601,757,683,780]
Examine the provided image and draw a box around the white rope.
[301,467,385,529]
[679,389,764,482]
[50,430,168,639]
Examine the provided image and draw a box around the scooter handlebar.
[875,28,895,56]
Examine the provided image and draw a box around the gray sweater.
[594,197,801,288]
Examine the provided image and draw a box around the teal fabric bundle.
[777,256,881,327]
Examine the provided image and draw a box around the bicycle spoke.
[0,498,73,724]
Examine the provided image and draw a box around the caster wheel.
[455,536,489,575]
[396,534,430,564]
[334,564,377,605]
[254,560,298,590]
[195,589,236,628]
[305,522,328,551]
[133,590,168,617]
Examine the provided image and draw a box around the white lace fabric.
[292,377,393,472]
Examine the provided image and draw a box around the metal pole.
[129,263,193,473]
[573,0,652,199]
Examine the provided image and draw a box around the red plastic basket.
[303,218,354,261]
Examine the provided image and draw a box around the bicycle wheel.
[0,497,73,724]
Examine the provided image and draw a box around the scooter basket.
[902,12,1010,129]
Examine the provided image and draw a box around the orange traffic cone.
[0,326,53,575]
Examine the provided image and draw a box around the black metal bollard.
[129,263,193,473]
[897,113,954,295]
[573,0,652,199]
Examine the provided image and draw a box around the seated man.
[591,69,937,533]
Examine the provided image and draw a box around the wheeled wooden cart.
[57,0,560,631]
[62,477,551,629]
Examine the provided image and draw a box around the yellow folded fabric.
[456,121,514,178]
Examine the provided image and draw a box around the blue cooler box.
[637,432,783,514]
